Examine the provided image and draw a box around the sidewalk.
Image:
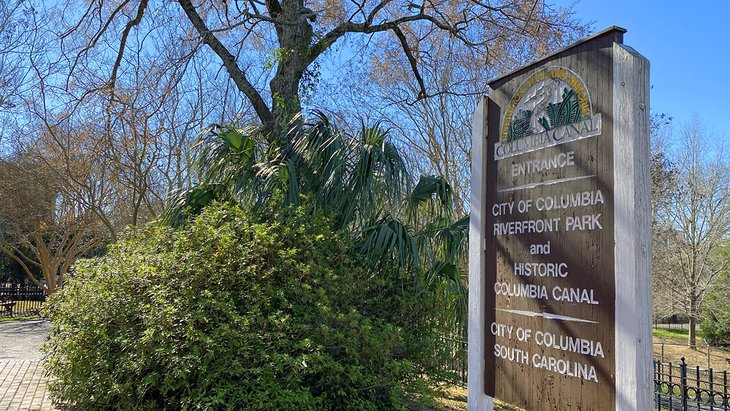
[0,360,55,411]
[0,320,56,411]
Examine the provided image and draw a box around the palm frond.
[161,184,224,227]
[360,217,420,271]
[291,111,349,216]
[345,124,408,227]
[426,261,468,324]
[406,175,454,225]
[161,112,469,326]
[434,215,469,262]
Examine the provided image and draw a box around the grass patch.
[653,331,730,372]
[652,327,711,344]
[653,327,689,340]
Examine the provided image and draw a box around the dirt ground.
[653,335,730,372]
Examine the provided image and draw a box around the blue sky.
[560,0,730,142]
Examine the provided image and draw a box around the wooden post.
[612,42,652,411]
[468,96,494,411]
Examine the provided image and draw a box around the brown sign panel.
[484,28,624,410]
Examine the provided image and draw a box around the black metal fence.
[0,284,46,317]
[438,335,467,386]
[654,358,729,410]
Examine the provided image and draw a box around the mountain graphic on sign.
[504,70,590,142]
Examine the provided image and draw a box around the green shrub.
[700,314,730,346]
[700,273,730,346]
[44,204,443,410]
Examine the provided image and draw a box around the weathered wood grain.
[468,96,495,411]
[612,43,652,411]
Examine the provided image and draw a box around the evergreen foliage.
[164,113,468,323]
[700,245,730,346]
[45,204,448,410]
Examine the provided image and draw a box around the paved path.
[0,320,56,411]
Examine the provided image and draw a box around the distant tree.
[649,113,680,322]
[649,114,676,219]
[655,119,730,348]
[23,65,213,241]
[15,2,251,240]
[0,156,100,294]
[29,113,173,242]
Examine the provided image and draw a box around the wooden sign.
[467,27,652,410]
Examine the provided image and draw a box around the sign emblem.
[495,67,602,159]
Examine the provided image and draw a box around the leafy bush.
[700,272,730,346]
[44,203,444,410]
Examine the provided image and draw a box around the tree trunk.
[688,295,697,348]
[267,0,315,141]
[269,65,305,136]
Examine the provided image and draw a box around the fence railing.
[654,358,729,411]
[0,284,46,317]
[437,335,467,387]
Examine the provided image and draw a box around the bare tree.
[656,119,730,347]
[0,0,46,150]
[322,9,586,215]
[18,12,229,239]
[46,0,584,138]
[649,114,679,322]
[0,0,35,111]
[0,156,100,294]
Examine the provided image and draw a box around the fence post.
[681,357,688,411]
[709,367,714,411]
[722,370,730,407]
[654,360,661,410]
[661,342,665,363]
[669,362,674,410]
[696,365,701,408]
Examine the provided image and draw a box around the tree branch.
[391,26,426,100]
[0,246,44,289]
[177,0,274,127]
[310,12,472,62]
[68,0,132,91]
[109,0,150,101]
